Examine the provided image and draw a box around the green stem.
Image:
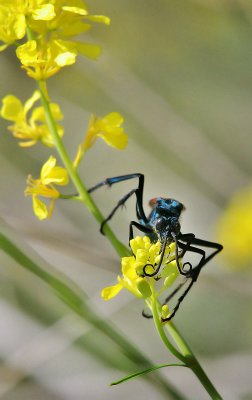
[38,80,129,258]
[151,295,223,399]
[151,296,186,363]
[0,232,186,400]
[165,322,223,400]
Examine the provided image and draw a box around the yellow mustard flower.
[25,156,69,220]
[0,1,110,77]
[101,236,179,302]
[16,38,101,79]
[0,5,25,50]
[84,112,128,151]
[1,90,63,147]
[29,1,110,37]
[217,184,252,267]
[0,1,56,50]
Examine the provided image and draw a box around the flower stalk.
[38,80,129,258]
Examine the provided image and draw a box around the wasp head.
[148,197,184,241]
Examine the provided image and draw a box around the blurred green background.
[0,1,252,399]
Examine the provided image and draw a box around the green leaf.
[0,227,187,399]
[111,363,187,385]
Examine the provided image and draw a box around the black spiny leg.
[161,236,223,322]
[88,174,148,234]
[129,221,153,242]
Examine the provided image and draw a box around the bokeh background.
[0,0,252,399]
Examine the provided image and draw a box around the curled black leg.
[142,308,153,319]
[143,233,169,277]
[161,235,223,321]
[161,276,195,322]
[172,233,189,276]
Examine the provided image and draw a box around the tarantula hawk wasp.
[88,173,223,321]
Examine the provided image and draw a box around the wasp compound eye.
[155,217,167,231]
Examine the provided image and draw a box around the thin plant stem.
[38,80,129,258]
[151,293,186,363]
[165,322,223,400]
[152,296,223,399]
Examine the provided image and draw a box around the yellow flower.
[101,255,152,301]
[0,1,56,50]
[1,90,63,147]
[217,184,252,267]
[0,1,110,77]
[83,112,128,151]
[16,38,101,80]
[101,236,178,301]
[0,5,25,50]
[30,2,110,37]
[25,156,69,220]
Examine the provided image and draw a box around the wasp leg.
[161,237,222,321]
[161,276,195,322]
[143,232,169,277]
[161,246,204,322]
[178,234,223,280]
[142,308,153,319]
[88,173,148,233]
[129,221,153,242]
[100,188,137,234]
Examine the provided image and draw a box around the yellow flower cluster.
[101,236,180,319]
[0,91,63,147]
[217,184,252,268]
[25,156,68,220]
[0,0,110,79]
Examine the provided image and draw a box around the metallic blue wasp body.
[88,173,223,320]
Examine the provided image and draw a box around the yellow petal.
[62,6,88,16]
[41,156,68,186]
[16,40,38,66]
[24,90,40,114]
[1,95,23,121]
[32,4,56,20]
[50,103,64,120]
[32,196,48,220]
[101,282,123,300]
[13,14,26,39]
[55,51,77,66]
[43,166,69,186]
[18,140,37,147]
[75,42,101,60]
[85,15,110,25]
[0,44,8,51]
[41,155,56,178]
[97,131,128,150]
[104,112,124,127]
[40,124,64,147]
